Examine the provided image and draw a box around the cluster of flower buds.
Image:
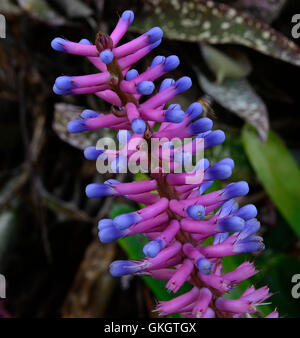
[51,10,278,318]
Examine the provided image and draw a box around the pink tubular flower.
[51,10,277,318]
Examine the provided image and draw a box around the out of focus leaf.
[17,0,66,25]
[232,0,287,23]
[53,103,109,150]
[52,0,93,19]
[200,44,252,84]
[110,204,192,302]
[242,125,300,238]
[133,0,300,66]
[198,72,269,141]
[0,0,21,15]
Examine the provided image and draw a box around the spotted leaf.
[197,71,269,141]
[132,0,300,66]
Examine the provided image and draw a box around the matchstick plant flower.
[51,10,278,318]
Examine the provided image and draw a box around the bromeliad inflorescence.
[51,10,278,318]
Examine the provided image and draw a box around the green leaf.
[200,44,252,84]
[242,125,300,238]
[254,254,300,318]
[132,0,300,67]
[198,72,269,141]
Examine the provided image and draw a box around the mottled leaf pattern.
[132,0,300,66]
[53,103,108,150]
[197,72,269,140]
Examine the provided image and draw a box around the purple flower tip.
[51,37,66,52]
[85,183,115,198]
[81,109,100,119]
[100,49,114,64]
[109,260,141,277]
[117,130,132,144]
[125,69,139,80]
[55,76,74,91]
[137,81,155,95]
[217,216,245,232]
[223,181,249,200]
[84,146,105,160]
[204,130,225,148]
[196,258,213,275]
[147,27,163,43]
[205,164,232,181]
[175,76,192,93]
[238,219,261,240]
[67,120,89,133]
[121,10,134,24]
[111,155,128,173]
[186,102,203,119]
[143,239,164,258]
[163,55,180,72]
[235,204,257,220]
[189,117,213,135]
[151,55,166,68]
[233,236,265,253]
[113,212,141,230]
[159,78,175,91]
[53,84,70,95]
[98,219,114,230]
[98,226,124,243]
[79,38,92,45]
[150,39,162,50]
[131,118,146,134]
[186,205,206,220]
[165,109,185,123]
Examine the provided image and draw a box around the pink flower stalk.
[51,10,278,318]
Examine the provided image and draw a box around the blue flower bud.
[216,158,235,170]
[143,239,164,258]
[204,164,232,180]
[85,183,115,198]
[109,260,141,277]
[203,130,225,148]
[55,76,74,91]
[196,258,213,275]
[147,27,163,43]
[217,216,245,232]
[222,181,249,200]
[235,204,257,221]
[100,50,114,64]
[163,55,180,72]
[117,130,132,144]
[98,225,126,243]
[186,205,206,220]
[238,218,261,240]
[186,102,203,120]
[175,76,192,93]
[79,39,92,45]
[213,232,229,245]
[151,55,166,68]
[113,212,142,230]
[125,69,139,80]
[98,219,114,230]
[159,78,175,91]
[168,103,181,110]
[217,199,239,218]
[199,181,213,194]
[137,81,155,95]
[131,118,146,134]
[53,84,70,95]
[150,39,162,49]
[233,236,265,253]
[84,146,105,160]
[67,120,89,133]
[165,109,185,123]
[51,37,66,52]
[121,10,134,24]
[189,118,213,135]
[81,109,100,119]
